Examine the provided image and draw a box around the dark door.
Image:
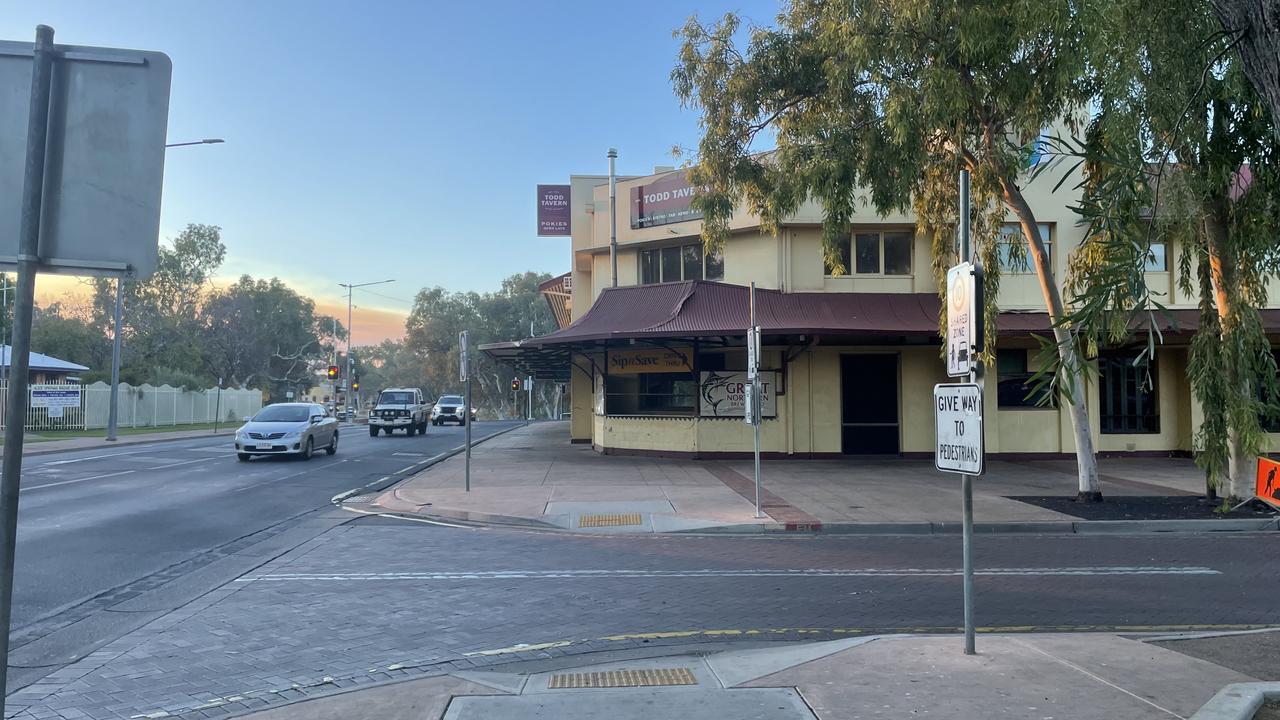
[840,354,899,454]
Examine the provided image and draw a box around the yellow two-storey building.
[487,163,1280,460]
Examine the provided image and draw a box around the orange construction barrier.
[1256,457,1280,508]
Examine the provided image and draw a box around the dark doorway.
[841,354,900,454]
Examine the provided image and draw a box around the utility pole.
[105,277,125,441]
[608,148,618,288]
[338,279,394,422]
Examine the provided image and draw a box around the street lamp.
[338,280,394,422]
[164,138,224,148]
[106,137,225,442]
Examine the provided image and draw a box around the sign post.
[460,330,471,492]
[936,169,986,656]
[748,283,763,518]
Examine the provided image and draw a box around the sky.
[3,0,778,344]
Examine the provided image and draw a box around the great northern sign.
[934,383,984,475]
[630,172,704,229]
[700,371,777,418]
[606,347,693,374]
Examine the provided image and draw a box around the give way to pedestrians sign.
[934,383,984,475]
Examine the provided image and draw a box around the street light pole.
[338,280,394,422]
[105,136,225,441]
[608,148,618,288]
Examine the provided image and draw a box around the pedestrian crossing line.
[233,565,1221,583]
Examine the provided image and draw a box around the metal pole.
[608,148,618,288]
[346,287,353,423]
[959,168,976,656]
[106,277,124,441]
[0,24,56,697]
[464,374,472,492]
[214,378,222,433]
[750,282,762,519]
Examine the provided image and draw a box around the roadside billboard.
[630,171,703,229]
[536,184,571,236]
[699,371,777,418]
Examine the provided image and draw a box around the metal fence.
[0,381,263,432]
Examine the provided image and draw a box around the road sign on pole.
[934,383,984,475]
[459,330,471,492]
[458,330,469,381]
[946,262,983,377]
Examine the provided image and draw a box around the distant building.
[0,345,89,384]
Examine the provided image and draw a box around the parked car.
[235,403,338,461]
[369,387,430,436]
[431,395,476,425]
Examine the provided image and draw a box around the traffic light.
[352,375,360,391]
[327,365,339,379]
[511,378,520,392]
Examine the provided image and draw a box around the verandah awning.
[481,280,1280,379]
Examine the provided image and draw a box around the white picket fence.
[0,381,263,432]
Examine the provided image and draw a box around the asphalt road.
[6,420,523,689]
[12,519,1280,718]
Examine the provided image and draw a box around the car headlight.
[283,429,302,439]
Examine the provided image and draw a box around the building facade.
[486,161,1280,459]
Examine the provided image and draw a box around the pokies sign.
[537,184,571,236]
[606,347,693,375]
[630,172,703,229]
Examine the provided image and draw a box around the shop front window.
[1099,351,1159,433]
[996,349,1054,408]
[604,373,697,415]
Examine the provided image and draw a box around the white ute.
[369,387,430,436]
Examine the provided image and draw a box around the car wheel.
[459,418,466,426]
[302,437,314,460]
[327,431,338,455]
[237,453,250,462]
[369,426,378,437]
[407,423,416,437]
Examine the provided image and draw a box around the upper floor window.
[825,230,913,276]
[997,223,1052,273]
[1144,241,1168,271]
[640,244,724,284]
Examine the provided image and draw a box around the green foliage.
[1045,0,1280,494]
[404,271,556,417]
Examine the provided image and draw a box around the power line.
[354,286,413,305]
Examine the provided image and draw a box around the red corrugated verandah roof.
[480,280,1280,378]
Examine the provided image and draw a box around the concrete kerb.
[673,517,1280,536]
[331,422,530,505]
[1189,682,1280,720]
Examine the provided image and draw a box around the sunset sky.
[5,0,776,345]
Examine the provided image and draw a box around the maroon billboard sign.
[630,172,703,229]
[537,184,571,236]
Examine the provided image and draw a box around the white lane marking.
[21,469,137,492]
[146,457,220,470]
[392,452,425,457]
[38,451,146,466]
[234,566,1221,583]
[337,504,474,529]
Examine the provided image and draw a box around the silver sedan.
[235,402,339,461]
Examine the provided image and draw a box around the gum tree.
[672,1,1103,499]
[1052,0,1280,502]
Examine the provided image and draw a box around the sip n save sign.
[934,383,984,475]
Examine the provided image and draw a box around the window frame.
[997,223,1053,275]
[639,243,724,284]
[995,348,1055,409]
[1098,351,1160,434]
[825,228,915,277]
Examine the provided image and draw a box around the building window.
[996,349,1054,408]
[826,230,913,276]
[1099,351,1159,434]
[640,243,724,284]
[604,373,696,415]
[998,223,1052,273]
[1145,242,1167,271]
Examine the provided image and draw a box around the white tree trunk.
[999,176,1102,500]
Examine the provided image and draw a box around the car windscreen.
[379,392,415,405]
[252,405,310,423]
[438,396,463,405]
